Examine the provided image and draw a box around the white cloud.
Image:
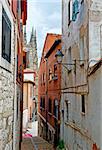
[28,0,61,3]
[46,27,61,34]
[49,12,61,21]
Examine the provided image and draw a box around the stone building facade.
[61,0,102,149]
[0,0,27,150]
[38,33,61,146]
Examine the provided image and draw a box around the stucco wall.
[23,109,28,131]
[88,65,102,149]
[61,0,102,149]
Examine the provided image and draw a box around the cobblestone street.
[21,138,34,150]
[21,136,54,150]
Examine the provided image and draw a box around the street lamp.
[55,50,76,72]
[55,49,64,64]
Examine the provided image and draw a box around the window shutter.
[72,0,79,21]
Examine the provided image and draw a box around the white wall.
[23,109,28,131]
[24,73,34,82]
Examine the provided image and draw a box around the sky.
[26,0,62,63]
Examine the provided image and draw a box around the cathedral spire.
[30,27,34,43]
[30,27,37,50]
[28,27,38,70]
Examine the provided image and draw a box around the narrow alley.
[0,0,102,150]
[21,136,53,150]
[21,121,53,150]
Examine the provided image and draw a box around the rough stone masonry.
[0,68,14,150]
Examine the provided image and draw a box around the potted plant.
[57,140,65,150]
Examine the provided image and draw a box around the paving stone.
[21,136,54,150]
[32,136,54,150]
[21,138,34,150]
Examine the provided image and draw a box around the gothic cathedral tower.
[23,26,38,121]
[28,27,38,71]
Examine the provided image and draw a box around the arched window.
[40,97,42,108]
[40,97,45,109]
[48,98,52,113]
[42,97,45,109]
[53,99,58,119]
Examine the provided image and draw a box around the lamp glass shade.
[57,56,63,63]
[55,50,64,63]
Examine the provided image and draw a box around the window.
[52,64,58,80]
[42,73,45,84]
[81,0,84,4]
[40,97,45,109]
[66,102,69,121]
[80,37,84,58]
[49,130,52,141]
[81,95,85,113]
[40,75,42,85]
[2,8,11,63]
[49,69,52,81]
[16,97,19,120]
[65,100,70,121]
[40,97,42,108]
[68,0,73,25]
[68,47,72,70]
[8,0,11,4]
[53,100,58,119]
[17,0,21,18]
[80,36,84,64]
[16,55,18,79]
[48,98,52,113]
[72,0,79,21]
[42,97,45,109]
[54,64,57,76]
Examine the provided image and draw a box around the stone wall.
[0,68,14,150]
[13,84,21,150]
[0,1,15,149]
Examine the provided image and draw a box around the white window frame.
[0,3,14,72]
[65,100,71,122]
[68,0,73,25]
